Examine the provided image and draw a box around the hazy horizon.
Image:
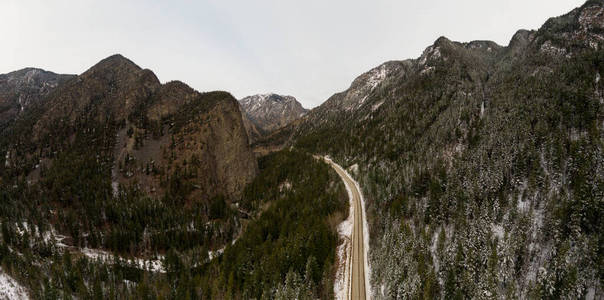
[1,0,585,108]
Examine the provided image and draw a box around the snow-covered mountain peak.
[239,93,308,138]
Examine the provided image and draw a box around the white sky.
[0,0,585,108]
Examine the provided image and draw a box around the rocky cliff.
[1,54,257,200]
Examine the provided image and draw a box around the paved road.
[325,159,368,300]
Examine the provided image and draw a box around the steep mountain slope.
[283,1,604,298]
[2,54,257,199]
[239,93,307,142]
[0,55,258,261]
[0,68,74,132]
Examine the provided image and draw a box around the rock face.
[0,68,74,131]
[239,94,307,141]
[1,54,257,200]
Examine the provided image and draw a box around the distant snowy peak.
[239,93,308,135]
[240,93,305,113]
[0,68,74,96]
[0,68,75,128]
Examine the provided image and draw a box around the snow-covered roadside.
[0,267,29,300]
[324,156,372,300]
[333,184,353,300]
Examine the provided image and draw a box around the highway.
[325,158,369,300]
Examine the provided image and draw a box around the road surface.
[325,158,369,300]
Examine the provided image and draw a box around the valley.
[0,0,603,299]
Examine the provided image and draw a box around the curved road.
[325,158,369,300]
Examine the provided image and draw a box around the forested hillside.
[284,1,604,298]
[0,149,346,299]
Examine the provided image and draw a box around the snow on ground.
[491,224,505,240]
[419,46,441,65]
[333,186,353,300]
[208,236,240,261]
[348,164,359,177]
[0,268,29,300]
[14,221,236,274]
[371,100,385,112]
[430,228,440,274]
[420,66,435,75]
[208,247,224,261]
[80,247,165,273]
[13,222,166,273]
[358,64,388,107]
[111,155,120,197]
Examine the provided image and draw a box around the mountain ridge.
[2,54,257,200]
[279,1,603,298]
[0,67,75,132]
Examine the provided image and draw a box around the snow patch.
[0,268,29,300]
[540,40,567,56]
[420,66,435,75]
[348,164,359,177]
[207,236,239,261]
[491,224,505,240]
[208,247,225,260]
[595,72,603,105]
[358,64,388,107]
[372,100,385,112]
[366,65,387,91]
[419,46,441,66]
[21,223,166,273]
[111,181,119,197]
[586,287,596,300]
[278,180,292,192]
[333,200,353,300]
[430,228,440,274]
[80,247,165,273]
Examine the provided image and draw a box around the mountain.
[239,93,307,142]
[2,54,257,200]
[0,58,343,299]
[0,68,74,132]
[0,54,259,269]
[0,1,602,299]
[275,1,603,298]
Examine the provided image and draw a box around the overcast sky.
[1,0,585,108]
